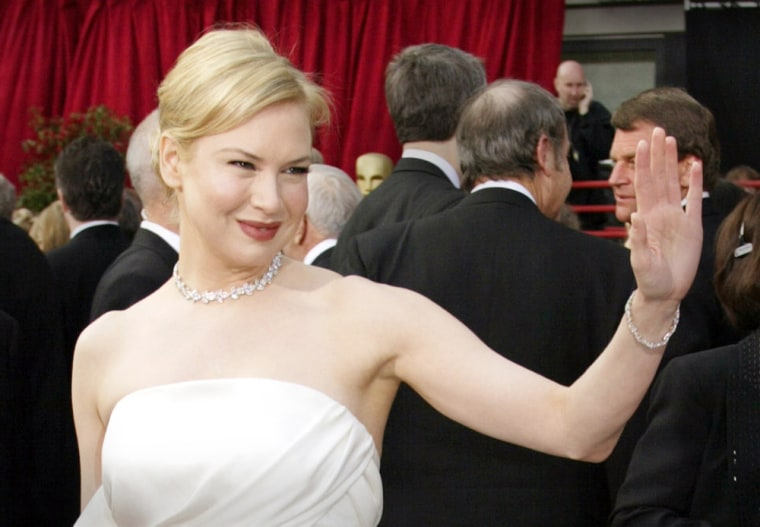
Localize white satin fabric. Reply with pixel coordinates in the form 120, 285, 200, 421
75, 378, 382, 526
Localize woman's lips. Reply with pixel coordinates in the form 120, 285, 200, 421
239, 220, 280, 241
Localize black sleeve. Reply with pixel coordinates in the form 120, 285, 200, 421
610, 355, 719, 527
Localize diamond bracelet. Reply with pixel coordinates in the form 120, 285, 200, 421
624, 290, 680, 350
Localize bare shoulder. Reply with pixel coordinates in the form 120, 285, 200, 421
320, 273, 452, 342
282, 260, 440, 335
279, 258, 405, 306
74, 286, 171, 369
321, 271, 423, 307
75, 310, 129, 364
71, 308, 134, 424
72, 287, 179, 419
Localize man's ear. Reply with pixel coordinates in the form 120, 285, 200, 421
159, 135, 182, 190
679, 155, 700, 188
535, 134, 552, 177
56, 189, 70, 214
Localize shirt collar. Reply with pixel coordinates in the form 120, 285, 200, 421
402, 148, 461, 189
681, 191, 710, 208
140, 220, 180, 253
304, 238, 337, 265
69, 220, 119, 239
470, 179, 537, 205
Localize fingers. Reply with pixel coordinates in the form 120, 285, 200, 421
684, 159, 703, 221
633, 135, 652, 212
634, 127, 681, 213
627, 211, 646, 257
664, 136, 682, 205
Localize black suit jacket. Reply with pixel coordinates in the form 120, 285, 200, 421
339, 188, 635, 526
611, 330, 760, 527
47, 223, 129, 366
331, 157, 464, 271
0, 218, 78, 525
606, 194, 745, 497
0, 308, 18, 523
90, 227, 178, 320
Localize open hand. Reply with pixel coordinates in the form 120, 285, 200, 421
628, 127, 703, 304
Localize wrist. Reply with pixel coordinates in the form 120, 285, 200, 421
625, 290, 680, 351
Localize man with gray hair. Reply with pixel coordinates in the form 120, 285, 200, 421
90, 109, 180, 320
283, 164, 362, 269
338, 79, 636, 526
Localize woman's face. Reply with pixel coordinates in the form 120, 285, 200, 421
173, 102, 313, 266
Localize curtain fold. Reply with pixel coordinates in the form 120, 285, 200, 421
0, 0, 82, 187
0, 0, 564, 189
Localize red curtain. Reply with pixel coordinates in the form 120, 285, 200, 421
0, 0, 564, 189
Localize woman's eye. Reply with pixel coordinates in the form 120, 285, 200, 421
285, 166, 309, 175
230, 160, 254, 170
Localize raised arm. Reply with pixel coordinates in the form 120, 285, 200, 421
389, 126, 702, 461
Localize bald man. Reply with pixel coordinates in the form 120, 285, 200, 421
554, 60, 614, 230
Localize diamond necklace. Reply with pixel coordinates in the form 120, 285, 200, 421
172, 252, 283, 304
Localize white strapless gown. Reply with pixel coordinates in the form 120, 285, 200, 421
75, 378, 382, 526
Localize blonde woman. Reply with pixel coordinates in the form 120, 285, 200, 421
73, 27, 702, 525
29, 200, 69, 252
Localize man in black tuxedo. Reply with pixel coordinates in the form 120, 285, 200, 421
606, 87, 746, 496
91, 110, 179, 320
47, 135, 130, 369
0, 217, 79, 525
330, 43, 486, 269
337, 80, 636, 526
283, 164, 362, 269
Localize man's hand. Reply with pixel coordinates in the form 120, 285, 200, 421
579, 82, 593, 115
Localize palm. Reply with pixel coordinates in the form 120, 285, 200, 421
628, 127, 703, 303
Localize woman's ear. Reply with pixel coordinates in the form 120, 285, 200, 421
159, 134, 182, 190
294, 215, 307, 245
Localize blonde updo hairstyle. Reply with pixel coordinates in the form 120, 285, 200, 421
155, 26, 330, 183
